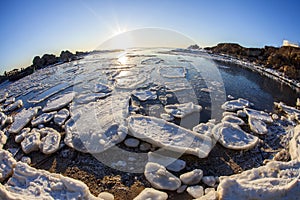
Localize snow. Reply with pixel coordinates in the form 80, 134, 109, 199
42, 92, 75, 112
217, 160, 300, 200
133, 188, 168, 200
180, 169, 203, 185
127, 115, 213, 158
248, 117, 268, 135
0, 162, 102, 200
0, 150, 16, 182
144, 162, 181, 191
212, 122, 259, 150
9, 107, 40, 134
164, 102, 202, 118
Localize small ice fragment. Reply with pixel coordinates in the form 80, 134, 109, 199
42, 92, 75, 112
133, 188, 168, 200
164, 102, 202, 118
186, 185, 204, 198
54, 108, 69, 126
180, 169, 203, 185
31, 112, 56, 126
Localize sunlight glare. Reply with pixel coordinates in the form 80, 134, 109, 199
117, 54, 128, 65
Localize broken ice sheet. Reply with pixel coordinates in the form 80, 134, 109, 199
64, 92, 129, 153
221, 98, 251, 111
0, 162, 101, 200
127, 115, 213, 158
54, 108, 69, 126
164, 102, 202, 118
212, 122, 259, 150
132, 90, 157, 101
159, 66, 186, 78
42, 92, 75, 112
74, 93, 110, 104
31, 111, 56, 126
244, 108, 273, 123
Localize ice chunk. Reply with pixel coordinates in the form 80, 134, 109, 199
212, 122, 259, 150
195, 191, 218, 200
160, 113, 174, 121
93, 83, 112, 93
221, 115, 245, 125
248, 117, 268, 135
28, 82, 71, 103
39, 128, 61, 154
3, 97, 15, 107
74, 93, 110, 104
164, 102, 202, 118
144, 162, 181, 191
290, 125, 300, 161
134, 188, 168, 200
244, 108, 273, 123
159, 66, 186, 78
0, 130, 7, 149
0, 162, 102, 200
217, 160, 300, 200
64, 92, 129, 153
192, 121, 215, 137
20, 156, 31, 165
115, 69, 152, 89
275, 102, 300, 120
221, 98, 250, 111
132, 90, 157, 101
15, 128, 30, 143
127, 115, 213, 158
177, 185, 187, 193
21, 131, 41, 154
9, 107, 40, 134
0, 92, 8, 103
0, 150, 16, 182
4, 100, 23, 112
98, 192, 114, 200
42, 92, 75, 112
124, 138, 140, 148
180, 169, 203, 185
31, 111, 56, 126
148, 151, 186, 172
54, 108, 69, 126
0, 112, 7, 127
186, 185, 204, 198
202, 176, 217, 187
141, 57, 164, 65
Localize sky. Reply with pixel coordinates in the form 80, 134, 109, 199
0, 0, 299, 74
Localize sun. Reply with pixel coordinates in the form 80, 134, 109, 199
112, 27, 127, 36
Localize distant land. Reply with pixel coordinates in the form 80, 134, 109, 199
1, 43, 299, 84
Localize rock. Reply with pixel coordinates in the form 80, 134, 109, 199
0, 150, 16, 182
0, 161, 102, 200
124, 138, 140, 148
64, 92, 129, 153
180, 169, 203, 185
217, 160, 300, 200
221, 115, 245, 125
202, 176, 217, 187
31, 111, 56, 126
59, 50, 75, 62
98, 192, 114, 200
20, 156, 31, 165
39, 128, 61, 154
54, 108, 69, 126
9, 107, 40, 134
42, 92, 75, 112
4, 100, 23, 112
128, 115, 213, 158
139, 142, 151, 151
0, 131, 7, 149
221, 98, 250, 111
164, 102, 202, 118
132, 90, 157, 101
244, 108, 273, 123
212, 122, 259, 150
177, 185, 187, 193
133, 188, 168, 200
144, 162, 181, 191
21, 131, 41, 154
248, 117, 268, 135
148, 151, 186, 172
186, 185, 204, 198
160, 113, 174, 121
289, 125, 300, 161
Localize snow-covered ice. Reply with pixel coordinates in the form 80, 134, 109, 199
4, 100, 23, 112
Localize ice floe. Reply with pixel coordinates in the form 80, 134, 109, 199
9, 107, 40, 134
180, 169, 203, 185
42, 92, 75, 112
244, 108, 273, 123
54, 108, 69, 126
148, 151, 186, 172
248, 117, 268, 135
221, 98, 250, 111
21, 131, 41, 154
39, 128, 61, 154
31, 111, 56, 126
0, 150, 16, 182
144, 162, 181, 191
132, 90, 157, 101
217, 160, 300, 200
164, 102, 202, 118
128, 115, 213, 158
0, 162, 102, 200
64, 92, 129, 153
133, 188, 168, 200
159, 66, 186, 78
212, 122, 259, 150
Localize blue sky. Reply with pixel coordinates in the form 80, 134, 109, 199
0, 0, 299, 73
